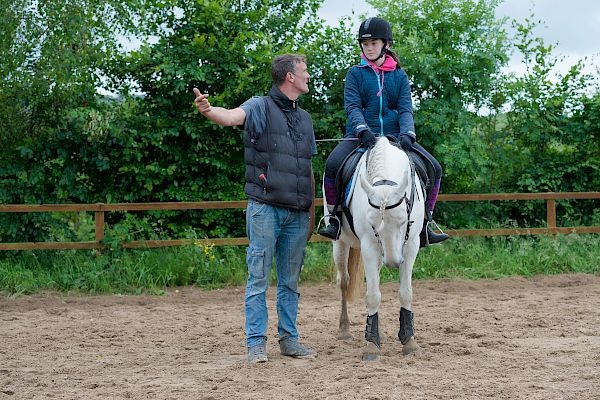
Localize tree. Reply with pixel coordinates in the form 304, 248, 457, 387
0, 0, 162, 241
368, 0, 510, 193
502, 16, 597, 193
86, 0, 354, 237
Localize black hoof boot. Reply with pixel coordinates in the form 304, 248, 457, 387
365, 312, 380, 348
398, 307, 414, 345
319, 212, 342, 240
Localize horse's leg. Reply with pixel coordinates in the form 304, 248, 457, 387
398, 243, 421, 355
362, 247, 382, 361
333, 241, 353, 340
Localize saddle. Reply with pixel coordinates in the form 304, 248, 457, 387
335, 140, 434, 236
404, 147, 434, 196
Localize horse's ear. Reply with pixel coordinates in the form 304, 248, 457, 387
402, 167, 411, 185
393, 186, 408, 210
359, 171, 374, 199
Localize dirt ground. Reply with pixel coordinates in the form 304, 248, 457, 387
1, 272, 599, 400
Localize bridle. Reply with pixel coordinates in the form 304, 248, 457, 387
365, 149, 419, 244
367, 180, 409, 210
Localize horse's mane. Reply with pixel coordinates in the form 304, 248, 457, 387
366, 138, 390, 216
366, 137, 387, 181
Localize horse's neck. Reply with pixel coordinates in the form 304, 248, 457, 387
367, 142, 408, 184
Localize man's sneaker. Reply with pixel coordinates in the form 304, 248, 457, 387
279, 339, 316, 358
247, 343, 268, 363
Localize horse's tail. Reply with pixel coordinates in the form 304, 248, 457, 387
346, 247, 364, 303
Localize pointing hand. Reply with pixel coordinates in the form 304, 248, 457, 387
193, 87, 212, 114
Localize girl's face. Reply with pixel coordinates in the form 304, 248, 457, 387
360, 39, 387, 60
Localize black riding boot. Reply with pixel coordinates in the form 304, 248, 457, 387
427, 225, 449, 244
419, 213, 449, 248
319, 211, 342, 240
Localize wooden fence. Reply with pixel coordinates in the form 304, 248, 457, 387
1, 192, 599, 251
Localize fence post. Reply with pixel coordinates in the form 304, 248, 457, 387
546, 199, 557, 234
95, 210, 105, 244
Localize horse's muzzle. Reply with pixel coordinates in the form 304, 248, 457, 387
384, 256, 404, 269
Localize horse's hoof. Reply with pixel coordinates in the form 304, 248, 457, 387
402, 338, 421, 355
362, 342, 380, 361
337, 331, 353, 341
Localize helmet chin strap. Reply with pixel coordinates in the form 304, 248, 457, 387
361, 44, 389, 63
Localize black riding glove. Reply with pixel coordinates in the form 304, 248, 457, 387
357, 129, 376, 148
398, 135, 414, 151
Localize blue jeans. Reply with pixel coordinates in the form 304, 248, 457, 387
244, 199, 310, 348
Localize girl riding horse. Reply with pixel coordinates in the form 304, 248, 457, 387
319, 17, 448, 247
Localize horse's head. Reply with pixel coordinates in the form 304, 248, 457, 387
359, 153, 412, 269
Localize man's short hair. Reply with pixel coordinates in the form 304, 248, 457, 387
271, 54, 306, 85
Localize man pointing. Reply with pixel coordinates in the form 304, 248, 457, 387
193, 54, 317, 363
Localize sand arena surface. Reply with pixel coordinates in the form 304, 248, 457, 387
1, 273, 599, 399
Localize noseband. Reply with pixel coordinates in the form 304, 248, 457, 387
367, 180, 410, 210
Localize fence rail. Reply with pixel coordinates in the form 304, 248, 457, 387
1, 192, 599, 250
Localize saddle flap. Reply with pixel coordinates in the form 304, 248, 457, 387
336, 148, 366, 198
407, 150, 434, 192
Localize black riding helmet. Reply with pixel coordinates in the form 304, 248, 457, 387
358, 17, 393, 42
358, 17, 393, 61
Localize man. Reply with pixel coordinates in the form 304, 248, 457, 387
193, 54, 317, 363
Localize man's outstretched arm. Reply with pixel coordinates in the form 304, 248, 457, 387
193, 88, 246, 127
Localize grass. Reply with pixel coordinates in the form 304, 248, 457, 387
1, 235, 599, 297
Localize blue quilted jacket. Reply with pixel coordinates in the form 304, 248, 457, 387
344, 59, 416, 141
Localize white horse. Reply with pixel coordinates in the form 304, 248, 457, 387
325, 136, 424, 360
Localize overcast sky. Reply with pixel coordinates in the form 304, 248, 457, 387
317, 0, 600, 76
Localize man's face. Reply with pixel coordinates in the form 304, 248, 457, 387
290, 62, 310, 94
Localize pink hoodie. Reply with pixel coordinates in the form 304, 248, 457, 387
359, 53, 397, 97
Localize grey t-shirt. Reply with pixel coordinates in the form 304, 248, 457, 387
240, 96, 317, 155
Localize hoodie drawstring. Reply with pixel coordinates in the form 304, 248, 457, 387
377, 71, 385, 97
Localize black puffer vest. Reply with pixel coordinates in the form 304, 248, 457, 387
244, 85, 314, 211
